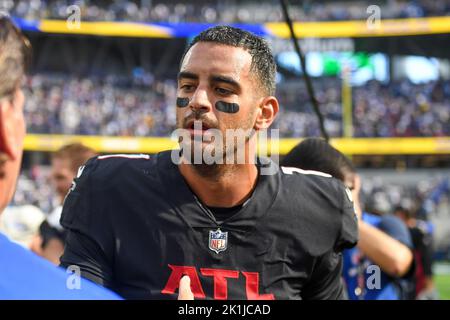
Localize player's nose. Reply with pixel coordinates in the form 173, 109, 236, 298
189, 87, 212, 113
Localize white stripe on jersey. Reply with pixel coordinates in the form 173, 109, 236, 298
98, 154, 150, 160
281, 166, 332, 178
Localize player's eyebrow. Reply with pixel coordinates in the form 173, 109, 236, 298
177, 71, 198, 81
210, 75, 241, 93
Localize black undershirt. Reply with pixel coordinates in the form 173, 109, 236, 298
207, 204, 244, 223
191, 166, 260, 223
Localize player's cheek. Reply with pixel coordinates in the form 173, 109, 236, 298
175, 108, 187, 126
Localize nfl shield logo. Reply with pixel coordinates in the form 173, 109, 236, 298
209, 229, 228, 254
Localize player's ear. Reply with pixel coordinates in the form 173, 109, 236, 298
254, 96, 279, 131
0, 90, 25, 160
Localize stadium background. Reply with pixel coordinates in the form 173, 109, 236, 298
1, 0, 449, 299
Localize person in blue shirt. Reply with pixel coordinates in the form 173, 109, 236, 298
0, 231, 122, 299
342, 211, 415, 299
0, 16, 120, 300
282, 138, 415, 300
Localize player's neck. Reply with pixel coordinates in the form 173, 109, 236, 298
178, 162, 258, 208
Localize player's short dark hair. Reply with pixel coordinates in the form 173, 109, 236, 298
181, 25, 277, 96
0, 16, 31, 100
281, 138, 355, 182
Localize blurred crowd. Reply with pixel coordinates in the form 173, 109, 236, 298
23, 74, 450, 138
353, 80, 450, 137
12, 167, 55, 215
4, 0, 450, 23
360, 175, 449, 220
275, 78, 450, 138
24, 73, 177, 137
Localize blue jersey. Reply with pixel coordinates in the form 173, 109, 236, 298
342, 213, 413, 300
0, 232, 121, 299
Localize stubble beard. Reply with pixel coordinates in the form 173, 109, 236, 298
177, 114, 256, 181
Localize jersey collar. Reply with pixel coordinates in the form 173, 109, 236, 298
157, 150, 280, 232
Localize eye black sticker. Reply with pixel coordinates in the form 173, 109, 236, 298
176, 97, 190, 108
215, 101, 239, 113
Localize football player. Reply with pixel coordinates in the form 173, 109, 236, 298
60, 26, 358, 299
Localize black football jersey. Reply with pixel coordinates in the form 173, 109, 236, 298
60, 150, 358, 300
